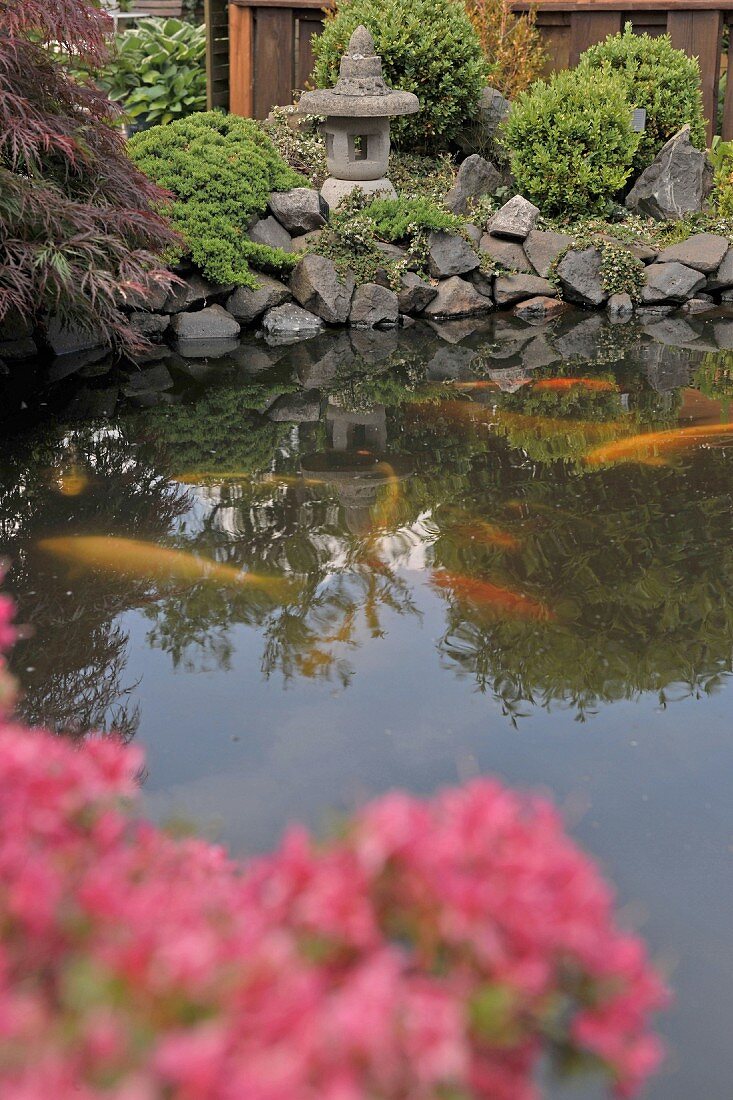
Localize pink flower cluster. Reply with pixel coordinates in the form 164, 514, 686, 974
0, 596, 667, 1099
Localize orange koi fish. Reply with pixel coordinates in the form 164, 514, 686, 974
584, 422, 733, 466
55, 464, 90, 497
532, 378, 618, 393
38, 536, 292, 597
448, 380, 500, 391
450, 521, 520, 551
367, 462, 403, 531
432, 570, 552, 621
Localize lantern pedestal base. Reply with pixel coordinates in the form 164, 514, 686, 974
321, 177, 397, 208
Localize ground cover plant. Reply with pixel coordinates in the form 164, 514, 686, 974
500, 68, 640, 217
128, 111, 305, 288
312, 0, 488, 150
0, 0, 179, 352
0, 587, 667, 1100
577, 26, 706, 175
313, 191, 467, 283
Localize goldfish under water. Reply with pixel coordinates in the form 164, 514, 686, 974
370, 462, 403, 530
584, 422, 733, 466
449, 521, 520, 551
51, 464, 90, 497
432, 570, 552, 621
532, 378, 618, 393
38, 536, 292, 597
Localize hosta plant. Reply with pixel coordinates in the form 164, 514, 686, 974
0, 586, 667, 1100
0, 0, 179, 352
101, 18, 207, 127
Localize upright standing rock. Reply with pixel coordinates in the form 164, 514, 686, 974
444, 155, 502, 215
289, 254, 355, 323
625, 126, 712, 221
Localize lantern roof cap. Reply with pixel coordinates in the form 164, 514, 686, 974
298, 25, 419, 118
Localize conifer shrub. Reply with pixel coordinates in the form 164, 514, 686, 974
128, 112, 306, 288
311, 0, 488, 151
501, 69, 639, 218
577, 25, 706, 175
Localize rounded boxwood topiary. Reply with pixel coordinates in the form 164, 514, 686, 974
311, 0, 489, 151
500, 68, 639, 218
128, 111, 305, 288
577, 25, 706, 174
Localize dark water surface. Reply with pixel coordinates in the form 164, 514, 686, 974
2, 311, 733, 1098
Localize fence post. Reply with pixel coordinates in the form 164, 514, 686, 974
229, 3, 254, 115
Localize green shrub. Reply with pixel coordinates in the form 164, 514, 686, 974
500, 68, 639, 217
366, 196, 464, 239
577, 25, 706, 174
311, 0, 488, 150
128, 112, 305, 288
100, 18, 207, 127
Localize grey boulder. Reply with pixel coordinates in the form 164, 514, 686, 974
128, 312, 170, 340
422, 276, 493, 319
707, 246, 733, 292
444, 154, 502, 215
397, 272, 438, 315
487, 195, 539, 241
523, 229, 574, 278
45, 317, 105, 356
555, 247, 607, 307
349, 283, 399, 327
268, 390, 322, 423
164, 273, 231, 313
657, 232, 728, 273
267, 188, 328, 235
249, 215, 293, 252
513, 296, 568, 324
625, 125, 713, 221
290, 254, 354, 323
479, 234, 533, 274
170, 305, 240, 340
427, 231, 479, 278
261, 302, 325, 341
226, 275, 291, 324
640, 262, 706, 304
493, 274, 556, 307
607, 292, 634, 322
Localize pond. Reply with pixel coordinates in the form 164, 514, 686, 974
1, 309, 732, 1099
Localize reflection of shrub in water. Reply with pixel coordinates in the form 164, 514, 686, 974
0, 424, 189, 739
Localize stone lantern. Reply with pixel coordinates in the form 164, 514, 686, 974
298, 26, 419, 207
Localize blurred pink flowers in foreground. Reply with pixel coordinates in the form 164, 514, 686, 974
0, 588, 667, 1099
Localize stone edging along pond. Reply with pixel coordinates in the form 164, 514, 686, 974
4, 187, 733, 368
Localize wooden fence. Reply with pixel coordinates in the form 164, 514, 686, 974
207, 0, 733, 142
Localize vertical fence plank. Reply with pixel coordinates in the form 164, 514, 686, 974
568, 11, 623, 66
229, 4, 253, 115
668, 9, 723, 142
253, 8, 295, 117
205, 0, 230, 109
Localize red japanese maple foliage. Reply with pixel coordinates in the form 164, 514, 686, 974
0, 0, 181, 352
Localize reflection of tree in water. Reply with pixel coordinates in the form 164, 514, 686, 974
399, 399, 733, 720
131, 368, 428, 686
0, 424, 189, 738
4, 325, 733, 726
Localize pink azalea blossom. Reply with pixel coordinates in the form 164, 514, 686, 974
0, 593, 668, 1098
